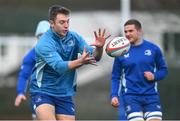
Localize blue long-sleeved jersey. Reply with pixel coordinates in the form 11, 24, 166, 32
17, 48, 35, 95
30, 28, 94, 97
111, 40, 168, 97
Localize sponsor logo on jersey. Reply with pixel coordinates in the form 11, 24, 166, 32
124, 53, 129, 58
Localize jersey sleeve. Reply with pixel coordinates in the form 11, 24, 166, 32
111, 57, 122, 98
35, 37, 69, 75
16, 48, 35, 95
154, 47, 168, 81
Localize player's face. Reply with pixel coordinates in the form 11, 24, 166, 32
124, 24, 142, 44
50, 13, 69, 37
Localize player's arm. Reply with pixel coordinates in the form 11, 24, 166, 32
36, 29, 110, 73
36, 38, 96, 74
111, 57, 122, 107
68, 47, 96, 69
144, 47, 168, 81
153, 47, 168, 80
15, 49, 35, 107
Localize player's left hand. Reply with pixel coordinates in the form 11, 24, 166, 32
14, 94, 27, 107
91, 28, 111, 48
144, 71, 155, 81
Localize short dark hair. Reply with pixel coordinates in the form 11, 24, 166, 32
124, 19, 142, 30
48, 5, 70, 21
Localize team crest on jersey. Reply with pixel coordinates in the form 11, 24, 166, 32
144, 49, 152, 56
67, 39, 75, 46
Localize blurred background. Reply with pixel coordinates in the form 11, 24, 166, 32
0, 0, 180, 120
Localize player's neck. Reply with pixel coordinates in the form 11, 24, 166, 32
132, 39, 143, 46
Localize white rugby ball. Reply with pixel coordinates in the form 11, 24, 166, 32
105, 36, 130, 57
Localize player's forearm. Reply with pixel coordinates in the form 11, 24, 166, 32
17, 76, 28, 95
68, 58, 83, 69
154, 68, 168, 81
93, 47, 103, 61
111, 78, 120, 98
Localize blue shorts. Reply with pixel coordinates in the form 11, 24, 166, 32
29, 101, 36, 119
118, 94, 127, 120
123, 94, 162, 121
30, 93, 75, 115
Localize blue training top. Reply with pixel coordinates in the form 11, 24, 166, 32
17, 48, 35, 95
111, 40, 168, 97
30, 28, 94, 97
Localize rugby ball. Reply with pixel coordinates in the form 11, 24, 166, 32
106, 36, 130, 57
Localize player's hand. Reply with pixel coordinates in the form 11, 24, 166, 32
91, 28, 111, 48
111, 97, 119, 108
80, 47, 96, 65
14, 94, 27, 107
144, 71, 155, 81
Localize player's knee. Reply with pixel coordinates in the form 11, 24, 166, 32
127, 112, 144, 121
56, 114, 75, 121
144, 111, 162, 121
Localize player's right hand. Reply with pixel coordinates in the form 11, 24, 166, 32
80, 47, 96, 65
144, 71, 155, 81
14, 94, 27, 107
111, 97, 119, 108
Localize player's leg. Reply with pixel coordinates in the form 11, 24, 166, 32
36, 104, 56, 120
55, 96, 75, 121
30, 93, 56, 120
148, 119, 161, 121
144, 111, 162, 121
56, 114, 75, 121
144, 95, 162, 121
123, 95, 144, 121
32, 114, 37, 120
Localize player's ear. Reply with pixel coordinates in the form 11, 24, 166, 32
137, 28, 143, 34
49, 20, 54, 27
140, 29, 143, 35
